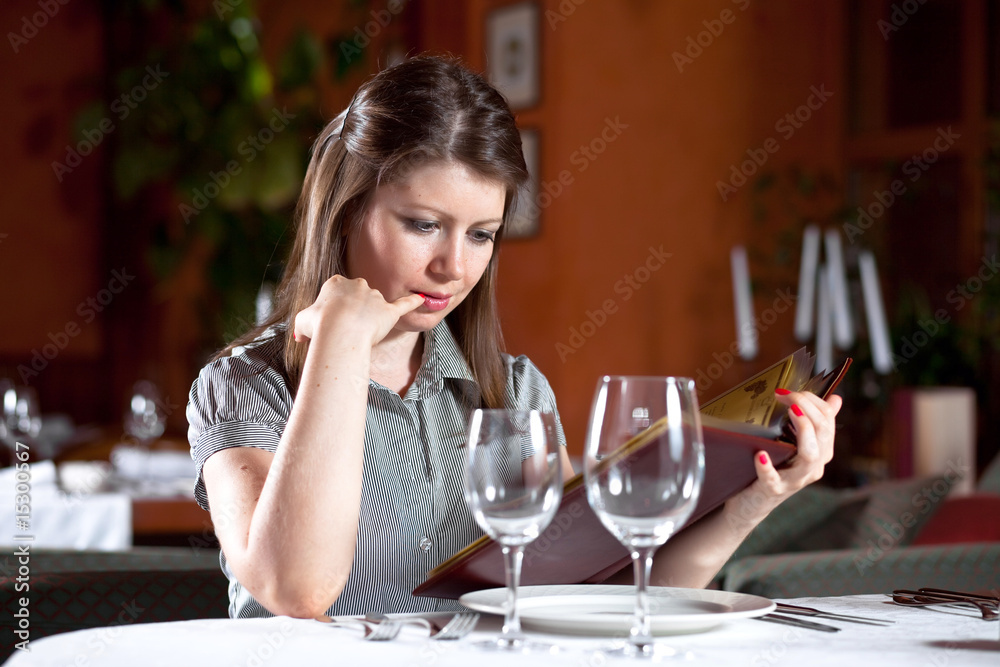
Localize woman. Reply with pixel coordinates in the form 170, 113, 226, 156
187, 55, 841, 620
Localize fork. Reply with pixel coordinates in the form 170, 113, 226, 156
318, 616, 404, 640
890, 590, 999, 621
365, 612, 480, 640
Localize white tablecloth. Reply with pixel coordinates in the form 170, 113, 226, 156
4, 595, 998, 666
0, 461, 131, 550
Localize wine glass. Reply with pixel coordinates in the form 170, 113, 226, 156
1, 383, 40, 460
584, 376, 705, 659
13, 386, 42, 441
463, 409, 563, 653
120, 381, 166, 483
0, 378, 14, 450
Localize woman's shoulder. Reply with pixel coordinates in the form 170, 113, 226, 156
193, 326, 290, 397
501, 352, 557, 406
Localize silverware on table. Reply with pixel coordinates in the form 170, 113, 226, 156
317, 616, 404, 641
365, 612, 480, 640
755, 613, 841, 633
775, 602, 895, 626
890, 589, 999, 621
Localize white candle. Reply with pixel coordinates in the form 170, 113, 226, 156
794, 225, 821, 342
730, 246, 758, 360
815, 263, 833, 374
823, 228, 854, 348
859, 250, 893, 374
255, 282, 274, 326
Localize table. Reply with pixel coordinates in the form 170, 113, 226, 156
132, 496, 211, 540
4, 595, 997, 666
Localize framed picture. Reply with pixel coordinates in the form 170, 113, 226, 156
486, 2, 540, 110
506, 128, 540, 239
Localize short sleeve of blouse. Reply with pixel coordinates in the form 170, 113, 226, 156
504, 354, 568, 450
186, 334, 293, 511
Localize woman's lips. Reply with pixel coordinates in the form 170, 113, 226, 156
416, 292, 451, 311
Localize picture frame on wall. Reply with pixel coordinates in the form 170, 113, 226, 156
506, 128, 540, 239
486, 1, 540, 110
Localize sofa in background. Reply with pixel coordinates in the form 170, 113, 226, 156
715, 452, 1000, 598
0, 547, 226, 661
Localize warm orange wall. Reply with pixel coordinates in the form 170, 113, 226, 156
444, 0, 846, 452
0, 2, 104, 358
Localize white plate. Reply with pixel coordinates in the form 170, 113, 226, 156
459, 584, 774, 636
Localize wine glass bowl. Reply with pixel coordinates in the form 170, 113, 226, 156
584, 376, 705, 659
123, 381, 166, 444
463, 409, 563, 652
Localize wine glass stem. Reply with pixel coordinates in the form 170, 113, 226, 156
631, 545, 656, 645
501, 544, 525, 639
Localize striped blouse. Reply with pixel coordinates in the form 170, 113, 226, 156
186, 320, 566, 618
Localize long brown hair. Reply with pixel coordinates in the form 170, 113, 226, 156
220, 55, 528, 408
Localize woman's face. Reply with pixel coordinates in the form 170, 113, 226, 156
345, 160, 506, 334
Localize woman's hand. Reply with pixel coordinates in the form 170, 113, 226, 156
292, 275, 424, 347
730, 389, 843, 523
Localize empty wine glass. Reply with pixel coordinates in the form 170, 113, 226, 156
121, 381, 166, 482
124, 381, 166, 444
1, 383, 40, 458
584, 376, 705, 659
0, 378, 14, 449
464, 409, 563, 653
13, 387, 42, 441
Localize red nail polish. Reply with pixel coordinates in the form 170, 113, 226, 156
759, 453, 768, 465
775, 388, 791, 395
792, 404, 804, 417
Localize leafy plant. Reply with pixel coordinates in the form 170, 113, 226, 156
92, 0, 327, 352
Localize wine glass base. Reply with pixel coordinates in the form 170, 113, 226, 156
471, 635, 562, 654
596, 640, 695, 661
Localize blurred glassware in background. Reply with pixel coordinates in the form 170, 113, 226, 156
0, 378, 13, 444
14, 386, 42, 442
112, 380, 198, 496
123, 380, 167, 446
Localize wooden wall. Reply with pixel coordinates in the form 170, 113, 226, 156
444, 0, 845, 451
0, 0, 846, 456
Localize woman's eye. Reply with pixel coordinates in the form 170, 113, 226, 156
470, 230, 496, 244
410, 219, 437, 233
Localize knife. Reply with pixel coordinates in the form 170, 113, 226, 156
755, 613, 841, 633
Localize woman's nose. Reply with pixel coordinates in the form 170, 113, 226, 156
430, 236, 464, 281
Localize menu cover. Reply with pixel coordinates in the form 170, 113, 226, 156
412, 352, 852, 600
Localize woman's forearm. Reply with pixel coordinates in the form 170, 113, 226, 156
238, 328, 373, 615
647, 486, 781, 589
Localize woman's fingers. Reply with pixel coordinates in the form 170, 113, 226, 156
392, 292, 427, 316
753, 389, 843, 499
